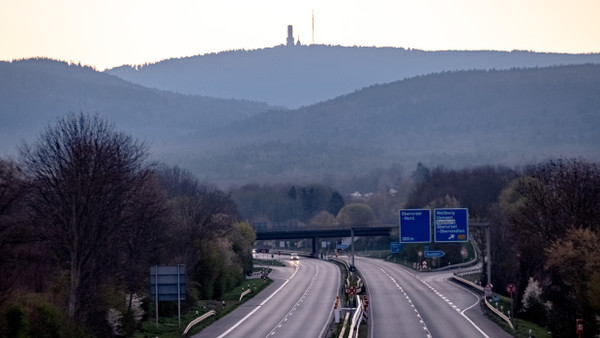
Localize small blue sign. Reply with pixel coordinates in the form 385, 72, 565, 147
391, 242, 403, 253
399, 209, 431, 243
434, 208, 469, 242
336, 244, 349, 250
424, 250, 445, 258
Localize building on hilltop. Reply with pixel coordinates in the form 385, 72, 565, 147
286, 25, 295, 46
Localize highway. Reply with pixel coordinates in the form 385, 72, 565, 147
193, 257, 340, 338
354, 256, 512, 338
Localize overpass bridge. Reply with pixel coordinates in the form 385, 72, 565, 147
255, 226, 395, 256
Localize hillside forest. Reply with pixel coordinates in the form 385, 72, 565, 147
1, 113, 599, 337
2, 59, 600, 189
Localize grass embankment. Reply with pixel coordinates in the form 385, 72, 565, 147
135, 261, 279, 338
455, 273, 551, 338
480, 298, 550, 338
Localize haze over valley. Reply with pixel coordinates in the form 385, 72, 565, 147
2, 1, 600, 335
2, 48, 600, 190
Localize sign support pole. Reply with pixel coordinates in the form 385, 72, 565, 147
471, 222, 491, 285
351, 228, 355, 270
155, 265, 158, 328
151, 265, 186, 330
486, 225, 491, 285
177, 264, 181, 328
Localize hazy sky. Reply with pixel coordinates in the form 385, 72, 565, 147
1, 0, 599, 70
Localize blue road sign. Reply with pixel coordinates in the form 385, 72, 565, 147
150, 265, 186, 301
391, 242, 403, 253
399, 209, 431, 243
336, 244, 349, 250
424, 250, 446, 258
434, 208, 469, 242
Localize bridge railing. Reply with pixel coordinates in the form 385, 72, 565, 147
252, 223, 396, 232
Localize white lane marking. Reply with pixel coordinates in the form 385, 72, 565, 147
379, 267, 432, 337
216, 265, 300, 338
417, 277, 461, 312
375, 260, 490, 338
266, 264, 321, 337
457, 283, 490, 338
420, 274, 490, 338
318, 261, 341, 338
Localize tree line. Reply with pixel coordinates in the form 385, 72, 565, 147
405, 161, 600, 336
0, 113, 254, 336
2, 112, 599, 337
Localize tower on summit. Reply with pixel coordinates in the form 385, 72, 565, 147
286, 25, 294, 46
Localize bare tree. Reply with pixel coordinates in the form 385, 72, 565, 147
0, 158, 30, 303
118, 173, 167, 310
502, 159, 600, 335
19, 113, 155, 320
156, 165, 248, 299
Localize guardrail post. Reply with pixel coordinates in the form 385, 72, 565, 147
334, 296, 340, 323
351, 228, 355, 271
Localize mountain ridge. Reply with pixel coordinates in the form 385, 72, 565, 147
106, 45, 600, 108
178, 64, 600, 185
0, 58, 276, 155
1, 58, 599, 188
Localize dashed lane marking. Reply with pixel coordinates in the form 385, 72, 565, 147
380, 268, 432, 338
266, 265, 320, 337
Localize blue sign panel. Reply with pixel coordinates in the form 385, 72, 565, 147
434, 208, 469, 242
150, 265, 186, 301
390, 242, 403, 253
399, 209, 431, 243
424, 250, 446, 258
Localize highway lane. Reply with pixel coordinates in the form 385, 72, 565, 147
419, 270, 513, 338
354, 257, 431, 337
354, 256, 512, 338
193, 257, 340, 338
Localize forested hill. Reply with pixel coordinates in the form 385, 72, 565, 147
2, 60, 599, 187
106, 45, 600, 108
0, 58, 275, 155
181, 64, 600, 185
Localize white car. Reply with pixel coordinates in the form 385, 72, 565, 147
290, 253, 299, 260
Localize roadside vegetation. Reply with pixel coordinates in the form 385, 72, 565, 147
1, 112, 598, 336
137, 275, 272, 338
0, 113, 255, 337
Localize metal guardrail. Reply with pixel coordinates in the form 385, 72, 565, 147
239, 288, 252, 302
338, 313, 351, 338
334, 258, 363, 294
349, 296, 364, 338
454, 267, 484, 277
182, 310, 216, 335
452, 274, 484, 292
484, 295, 514, 330
332, 257, 366, 338
452, 274, 514, 330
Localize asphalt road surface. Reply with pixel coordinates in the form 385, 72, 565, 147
193, 257, 340, 338
354, 256, 512, 338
